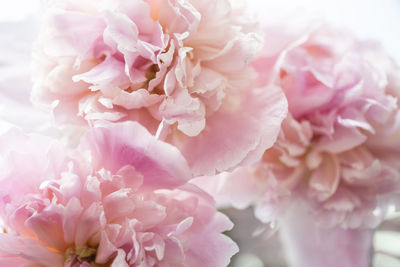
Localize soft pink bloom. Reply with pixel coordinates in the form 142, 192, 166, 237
31, 0, 287, 175
195, 26, 400, 228
0, 122, 238, 267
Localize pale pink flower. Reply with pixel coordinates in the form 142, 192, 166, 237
31, 0, 287, 175
195, 26, 400, 229
0, 122, 238, 267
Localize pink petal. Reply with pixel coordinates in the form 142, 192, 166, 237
62, 198, 84, 244
110, 249, 129, 267
112, 89, 162, 109
102, 189, 135, 221
116, 165, 144, 192
95, 230, 117, 264
158, 89, 206, 136
25, 204, 66, 251
0, 251, 33, 267
185, 212, 238, 267
0, 234, 63, 267
181, 84, 287, 175
308, 154, 340, 202
83, 122, 191, 189
72, 56, 129, 89
192, 167, 261, 210
131, 199, 166, 229
74, 202, 103, 247
315, 125, 367, 154
203, 32, 262, 74
44, 10, 105, 58
0, 129, 68, 213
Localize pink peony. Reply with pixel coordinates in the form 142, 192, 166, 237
195, 26, 400, 229
0, 122, 238, 267
31, 0, 287, 175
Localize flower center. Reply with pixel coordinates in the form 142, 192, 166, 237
65, 246, 100, 267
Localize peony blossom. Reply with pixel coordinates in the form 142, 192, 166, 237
31, 0, 287, 175
195, 26, 400, 229
0, 122, 238, 267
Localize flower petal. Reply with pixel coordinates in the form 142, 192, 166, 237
84, 121, 191, 188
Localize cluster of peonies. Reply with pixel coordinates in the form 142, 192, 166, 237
1, 0, 400, 266
195, 26, 400, 229
31, 0, 287, 176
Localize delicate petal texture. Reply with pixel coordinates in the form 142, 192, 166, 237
0, 124, 237, 266
197, 26, 400, 229
31, 0, 287, 175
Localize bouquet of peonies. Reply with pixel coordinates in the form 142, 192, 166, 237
0, 0, 399, 266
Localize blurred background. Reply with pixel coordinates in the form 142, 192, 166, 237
0, 0, 399, 266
